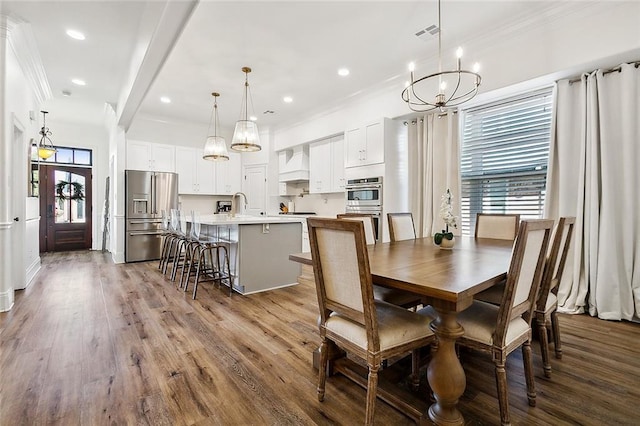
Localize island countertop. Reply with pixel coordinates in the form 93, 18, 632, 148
198, 214, 306, 225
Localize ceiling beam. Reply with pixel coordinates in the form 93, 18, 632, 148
117, 0, 198, 131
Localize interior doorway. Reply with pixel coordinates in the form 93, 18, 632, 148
39, 165, 92, 252
243, 164, 267, 216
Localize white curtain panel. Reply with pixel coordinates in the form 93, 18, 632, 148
545, 63, 640, 321
407, 112, 460, 238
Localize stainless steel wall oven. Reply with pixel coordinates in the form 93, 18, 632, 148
345, 177, 383, 242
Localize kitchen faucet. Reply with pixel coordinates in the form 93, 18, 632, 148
230, 192, 248, 217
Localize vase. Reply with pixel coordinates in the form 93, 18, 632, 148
439, 236, 455, 250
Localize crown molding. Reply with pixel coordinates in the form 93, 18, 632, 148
1, 14, 52, 104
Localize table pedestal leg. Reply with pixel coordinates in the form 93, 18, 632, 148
427, 309, 466, 426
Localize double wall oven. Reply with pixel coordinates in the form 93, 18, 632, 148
345, 177, 383, 242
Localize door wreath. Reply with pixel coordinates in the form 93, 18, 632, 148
56, 180, 85, 201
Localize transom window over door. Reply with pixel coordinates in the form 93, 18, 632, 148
460, 88, 553, 236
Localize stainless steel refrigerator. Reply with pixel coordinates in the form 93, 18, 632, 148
125, 170, 178, 262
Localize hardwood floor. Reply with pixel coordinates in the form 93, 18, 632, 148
1, 251, 638, 425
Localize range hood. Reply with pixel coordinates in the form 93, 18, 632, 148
278, 145, 309, 182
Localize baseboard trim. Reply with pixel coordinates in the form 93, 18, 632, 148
25, 257, 41, 288
0, 287, 15, 312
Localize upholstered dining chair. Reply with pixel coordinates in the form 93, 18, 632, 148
535, 216, 575, 377
475, 216, 576, 378
387, 212, 416, 242
419, 219, 554, 426
475, 213, 520, 241
337, 213, 422, 309
306, 217, 435, 426
336, 213, 377, 244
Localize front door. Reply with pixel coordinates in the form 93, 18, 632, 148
39, 165, 92, 252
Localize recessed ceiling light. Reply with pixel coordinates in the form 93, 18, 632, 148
66, 29, 85, 40
249, 116, 257, 121
160, 96, 171, 104
62, 90, 71, 97
338, 68, 350, 76
283, 96, 293, 103
71, 78, 86, 86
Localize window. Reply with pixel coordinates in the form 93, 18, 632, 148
32, 145, 93, 166
460, 88, 553, 235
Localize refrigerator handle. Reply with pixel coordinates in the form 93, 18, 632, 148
151, 174, 157, 215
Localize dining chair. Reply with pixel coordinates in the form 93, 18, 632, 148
475, 216, 576, 378
306, 217, 435, 426
387, 212, 416, 242
535, 216, 575, 377
419, 219, 554, 426
336, 213, 376, 244
474, 213, 520, 241
337, 213, 422, 309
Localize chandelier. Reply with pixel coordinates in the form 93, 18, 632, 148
401, 0, 481, 112
203, 92, 229, 161
37, 110, 57, 160
230, 67, 261, 152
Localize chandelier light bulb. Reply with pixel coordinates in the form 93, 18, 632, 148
473, 62, 481, 73
440, 81, 447, 92
456, 47, 463, 58
408, 62, 416, 72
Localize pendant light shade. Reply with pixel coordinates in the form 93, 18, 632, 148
37, 110, 57, 160
203, 92, 229, 161
231, 67, 261, 152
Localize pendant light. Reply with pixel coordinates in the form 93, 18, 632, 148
401, 0, 481, 112
37, 110, 57, 160
203, 92, 229, 161
230, 66, 261, 152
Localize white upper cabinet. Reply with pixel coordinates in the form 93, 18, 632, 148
330, 135, 345, 191
309, 139, 331, 193
127, 140, 176, 172
175, 147, 215, 195
309, 134, 345, 194
344, 118, 387, 168
216, 152, 242, 195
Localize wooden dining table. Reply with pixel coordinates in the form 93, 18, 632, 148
289, 236, 514, 426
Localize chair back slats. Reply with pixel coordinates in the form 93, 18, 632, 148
475, 213, 520, 241
387, 213, 416, 242
307, 218, 377, 333
494, 219, 553, 345
337, 214, 376, 245
537, 217, 576, 312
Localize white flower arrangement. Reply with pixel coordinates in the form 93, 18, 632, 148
439, 189, 457, 232
434, 189, 457, 245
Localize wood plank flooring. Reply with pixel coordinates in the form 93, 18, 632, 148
1, 251, 639, 425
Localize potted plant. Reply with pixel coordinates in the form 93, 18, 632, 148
434, 189, 457, 249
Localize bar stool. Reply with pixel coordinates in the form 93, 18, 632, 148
169, 211, 190, 282
179, 212, 233, 299
160, 209, 181, 275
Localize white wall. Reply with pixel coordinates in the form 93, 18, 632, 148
2, 30, 40, 308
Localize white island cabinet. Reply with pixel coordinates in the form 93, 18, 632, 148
199, 215, 304, 294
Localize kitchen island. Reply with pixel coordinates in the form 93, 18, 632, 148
199, 214, 304, 294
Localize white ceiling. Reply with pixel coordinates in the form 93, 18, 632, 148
2, 1, 593, 135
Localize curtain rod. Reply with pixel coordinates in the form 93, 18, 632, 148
567, 60, 640, 84
403, 110, 457, 125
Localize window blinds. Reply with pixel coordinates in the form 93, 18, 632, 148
460, 88, 553, 235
